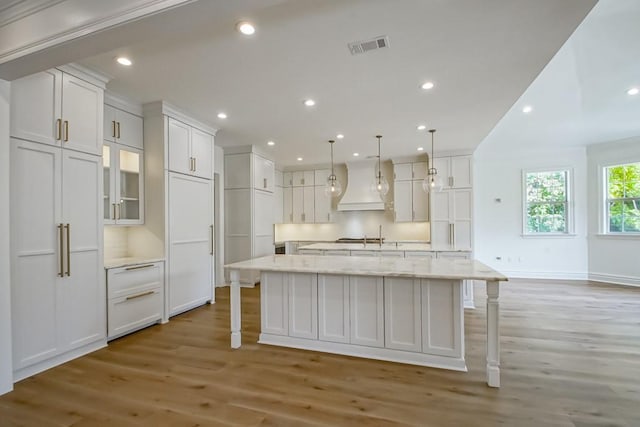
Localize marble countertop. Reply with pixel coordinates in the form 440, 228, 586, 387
225, 255, 507, 281
298, 243, 470, 252
104, 257, 165, 269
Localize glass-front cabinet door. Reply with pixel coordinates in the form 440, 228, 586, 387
104, 143, 144, 225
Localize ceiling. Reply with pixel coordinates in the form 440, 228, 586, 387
79, 0, 597, 167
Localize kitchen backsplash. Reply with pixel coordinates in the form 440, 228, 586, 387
104, 226, 129, 259
274, 210, 429, 242
104, 226, 163, 260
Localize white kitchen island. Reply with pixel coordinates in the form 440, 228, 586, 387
225, 254, 508, 387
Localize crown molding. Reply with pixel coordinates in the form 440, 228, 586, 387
143, 100, 217, 136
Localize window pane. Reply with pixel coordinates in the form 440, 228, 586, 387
623, 200, 640, 232
526, 172, 566, 202
608, 201, 623, 232
623, 164, 640, 198
527, 203, 566, 233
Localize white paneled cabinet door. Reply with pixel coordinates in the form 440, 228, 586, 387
318, 275, 350, 343
412, 180, 429, 221
60, 150, 105, 350
275, 186, 284, 224
421, 279, 463, 358
191, 127, 213, 179
349, 276, 384, 348
288, 273, 318, 339
303, 186, 315, 223
430, 190, 452, 248
261, 272, 288, 336
61, 73, 103, 156
384, 278, 422, 352
292, 186, 303, 223
394, 180, 412, 222
451, 156, 472, 188
314, 186, 331, 223
168, 173, 213, 316
283, 186, 293, 223
10, 140, 61, 369
115, 109, 144, 149
10, 69, 62, 146
168, 118, 191, 175
253, 190, 274, 257
453, 189, 472, 250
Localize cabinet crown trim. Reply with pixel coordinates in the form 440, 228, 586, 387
57, 63, 110, 88
105, 91, 143, 116
143, 101, 217, 136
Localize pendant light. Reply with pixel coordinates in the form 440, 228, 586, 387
422, 129, 444, 192
372, 135, 389, 197
324, 139, 342, 197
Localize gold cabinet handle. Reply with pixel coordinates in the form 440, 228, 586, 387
112, 203, 116, 220
116, 203, 121, 220
125, 290, 155, 301
117, 121, 121, 139
58, 223, 64, 277
63, 121, 69, 142
64, 223, 70, 276
210, 225, 214, 255
193, 157, 196, 172
124, 264, 155, 271
56, 119, 62, 140
264, 178, 267, 189
112, 120, 116, 138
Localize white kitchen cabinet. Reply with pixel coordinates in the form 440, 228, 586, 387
283, 171, 293, 187
421, 279, 463, 358
283, 186, 293, 223
168, 172, 213, 316
275, 169, 284, 187
404, 251, 436, 259
349, 276, 384, 348
314, 169, 331, 186
314, 186, 332, 223
430, 188, 472, 250
107, 262, 164, 339
11, 69, 103, 156
393, 160, 429, 222
103, 143, 144, 225
292, 185, 315, 223
318, 274, 350, 343
432, 155, 472, 189
437, 252, 475, 309
274, 185, 284, 224
104, 104, 143, 149
385, 278, 422, 352
10, 138, 105, 376
253, 155, 275, 193
288, 273, 318, 339
224, 153, 251, 189
261, 272, 289, 336
168, 117, 213, 179
292, 170, 314, 186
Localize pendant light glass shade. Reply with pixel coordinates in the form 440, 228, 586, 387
372, 135, 389, 197
324, 140, 342, 197
422, 128, 443, 193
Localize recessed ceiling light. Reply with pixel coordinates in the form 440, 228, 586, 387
237, 21, 255, 35
297, 157, 303, 161
417, 125, 426, 131
217, 112, 227, 119
522, 105, 533, 113
303, 99, 316, 107
337, 134, 344, 139
628, 87, 639, 96
421, 81, 434, 90
116, 57, 132, 66
417, 147, 424, 151
353, 153, 359, 157
267, 141, 275, 146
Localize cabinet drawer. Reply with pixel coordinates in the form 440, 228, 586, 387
107, 262, 163, 299
404, 251, 436, 259
108, 288, 162, 339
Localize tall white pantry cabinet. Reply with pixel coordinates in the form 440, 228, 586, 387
9, 65, 108, 380
143, 102, 216, 317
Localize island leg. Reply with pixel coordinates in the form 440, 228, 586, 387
230, 269, 242, 348
486, 280, 500, 387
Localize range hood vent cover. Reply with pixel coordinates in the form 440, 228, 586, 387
337, 160, 385, 211
348, 35, 389, 55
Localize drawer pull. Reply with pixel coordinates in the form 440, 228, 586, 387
124, 264, 155, 271
126, 290, 155, 301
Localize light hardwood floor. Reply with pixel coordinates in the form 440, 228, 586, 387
1, 279, 639, 426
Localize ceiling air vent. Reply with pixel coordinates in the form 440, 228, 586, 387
348, 36, 389, 55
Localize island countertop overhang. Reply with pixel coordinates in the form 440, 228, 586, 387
225, 254, 508, 282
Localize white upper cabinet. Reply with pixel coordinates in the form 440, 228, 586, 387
292, 170, 314, 186
394, 163, 413, 181
314, 186, 332, 223
283, 171, 293, 187
253, 155, 275, 193
412, 162, 428, 180
393, 160, 429, 222
314, 169, 331, 186
11, 69, 103, 156
412, 180, 429, 221
430, 188, 472, 250
168, 117, 213, 179
103, 144, 144, 225
104, 104, 143, 149
275, 169, 284, 187
433, 155, 472, 189
224, 153, 251, 189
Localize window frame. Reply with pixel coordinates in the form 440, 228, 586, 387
602, 161, 640, 235
522, 168, 573, 236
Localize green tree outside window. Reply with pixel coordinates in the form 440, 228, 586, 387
524, 170, 569, 233
606, 162, 640, 233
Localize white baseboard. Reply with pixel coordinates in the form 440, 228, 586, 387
501, 270, 588, 280
588, 273, 640, 287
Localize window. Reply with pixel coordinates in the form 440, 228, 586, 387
523, 169, 570, 234
605, 162, 640, 233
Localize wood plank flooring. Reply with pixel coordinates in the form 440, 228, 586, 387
1, 279, 639, 426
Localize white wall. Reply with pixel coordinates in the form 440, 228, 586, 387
474, 145, 589, 279
0, 79, 13, 394
587, 138, 640, 286
214, 145, 225, 286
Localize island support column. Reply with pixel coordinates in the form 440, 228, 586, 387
230, 270, 242, 348
486, 280, 500, 387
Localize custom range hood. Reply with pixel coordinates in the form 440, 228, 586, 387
337, 159, 385, 211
